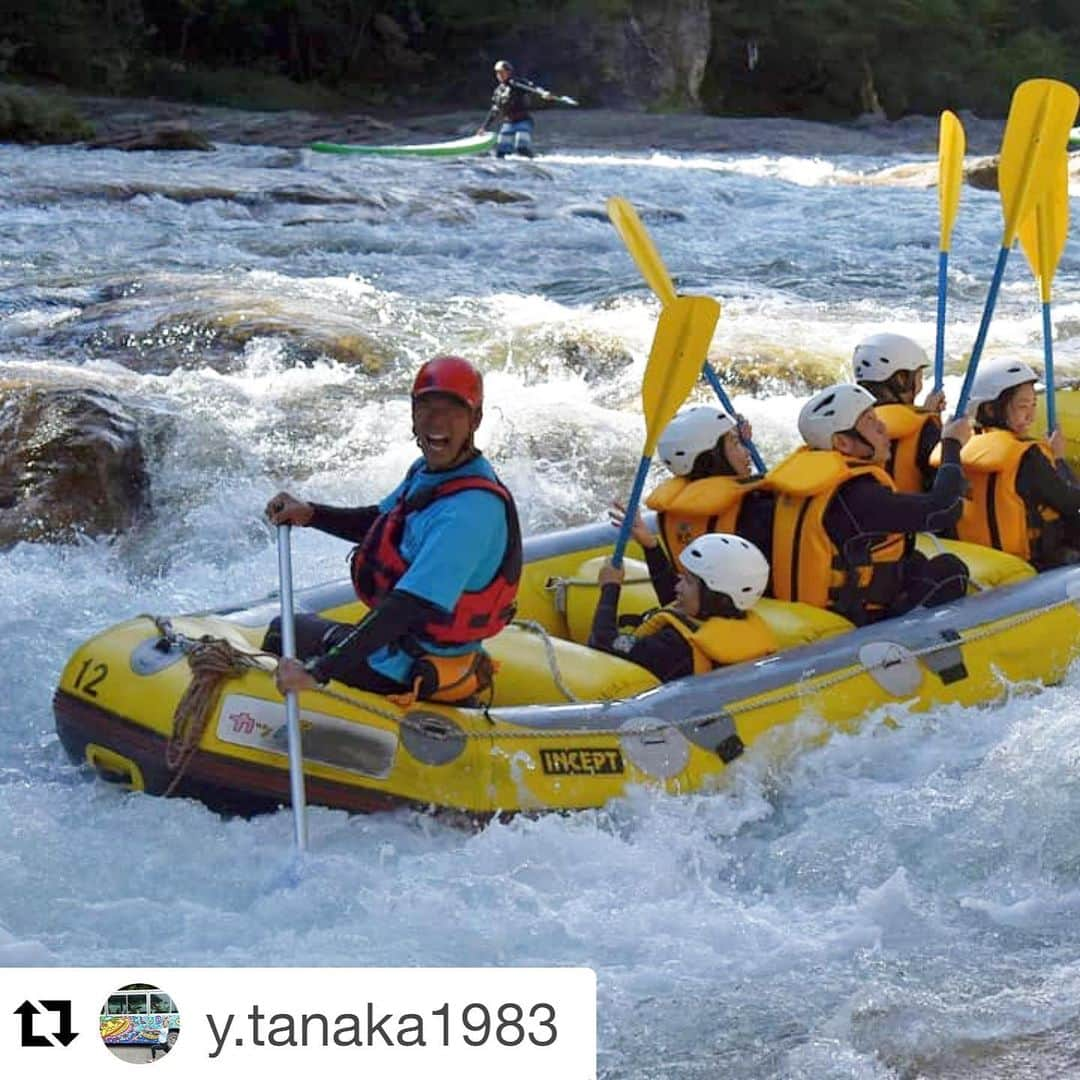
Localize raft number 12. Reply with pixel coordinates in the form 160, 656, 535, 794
72, 658, 108, 697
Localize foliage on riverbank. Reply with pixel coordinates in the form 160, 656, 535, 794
706, 0, 1079, 119
0, 85, 94, 143
3, 1, 1079, 123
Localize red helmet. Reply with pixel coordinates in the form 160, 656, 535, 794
411, 355, 483, 410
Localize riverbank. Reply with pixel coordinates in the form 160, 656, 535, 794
69, 93, 1008, 157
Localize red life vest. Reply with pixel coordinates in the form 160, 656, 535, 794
350, 470, 522, 646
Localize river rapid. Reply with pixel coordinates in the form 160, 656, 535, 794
3, 113, 1080, 1078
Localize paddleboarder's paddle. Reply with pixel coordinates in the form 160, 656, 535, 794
934, 110, 965, 393
954, 78, 1079, 418
606, 196, 767, 472
613, 295, 721, 567
1018, 154, 1070, 433
276, 524, 309, 854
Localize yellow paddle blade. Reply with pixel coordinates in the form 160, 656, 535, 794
641, 295, 721, 454
607, 196, 678, 306
997, 78, 1078, 247
938, 110, 965, 251
1018, 153, 1069, 303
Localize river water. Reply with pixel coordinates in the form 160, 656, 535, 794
2, 123, 1080, 1078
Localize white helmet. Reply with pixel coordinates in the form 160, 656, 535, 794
967, 358, 1040, 410
679, 533, 769, 612
657, 406, 737, 477
494, 60, 513, 72
798, 383, 876, 450
852, 332, 929, 382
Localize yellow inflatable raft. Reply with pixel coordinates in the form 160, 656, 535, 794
53, 522, 1080, 818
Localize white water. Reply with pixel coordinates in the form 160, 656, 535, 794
2, 131, 1080, 1078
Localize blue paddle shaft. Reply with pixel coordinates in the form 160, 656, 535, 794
934, 251, 948, 393
702, 364, 767, 473
955, 245, 1011, 418
1043, 301, 1056, 434
613, 455, 653, 568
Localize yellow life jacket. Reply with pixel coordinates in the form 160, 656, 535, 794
631, 608, 778, 675
645, 475, 761, 563
956, 428, 1058, 562
766, 447, 907, 620
876, 403, 940, 494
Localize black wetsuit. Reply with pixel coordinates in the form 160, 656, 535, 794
824, 437, 969, 623
1014, 448, 1080, 568
588, 585, 695, 682
484, 79, 545, 129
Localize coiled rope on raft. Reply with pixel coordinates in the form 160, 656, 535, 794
143, 618, 271, 796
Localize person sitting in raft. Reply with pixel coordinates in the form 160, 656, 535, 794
950, 358, 1080, 570
263, 355, 522, 705
609, 404, 774, 604
476, 59, 553, 159
852, 332, 946, 493
767, 383, 971, 626
588, 533, 776, 682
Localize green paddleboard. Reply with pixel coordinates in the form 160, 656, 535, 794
310, 133, 496, 157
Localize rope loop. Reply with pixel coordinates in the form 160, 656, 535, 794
163, 634, 267, 796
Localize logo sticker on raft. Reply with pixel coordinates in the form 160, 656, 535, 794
540, 748, 624, 776
218, 694, 398, 779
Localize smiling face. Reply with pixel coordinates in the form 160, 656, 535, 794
412, 392, 480, 471
1003, 382, 1037, 436
673, 571, 703, 618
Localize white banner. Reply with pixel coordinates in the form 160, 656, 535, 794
0, 967, 596, 1079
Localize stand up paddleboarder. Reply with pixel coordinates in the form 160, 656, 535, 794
476, 59, 577, 158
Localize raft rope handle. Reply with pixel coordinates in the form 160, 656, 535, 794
143, 592, 1076, 778
545, 573, 652, 615
511, 618, 581, 702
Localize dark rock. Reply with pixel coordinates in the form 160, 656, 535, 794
88, 124, 214, 151
966, 156, 999, 191
461, 187, 534, 205
0, 385, 149, 545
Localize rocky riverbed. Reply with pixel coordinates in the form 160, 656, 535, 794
72, 94, 1080, 194
2, 93, 1074, 548
73, 93, 1010, 157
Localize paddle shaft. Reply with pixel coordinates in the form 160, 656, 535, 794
1022, 169, 1069, 437
702, 365, 767, 473
612, 456, 652, 568
1043, 301, 1057, 433
276, 525, 309, 853
954, 244, 1011, 418
934, 251, 949, 393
